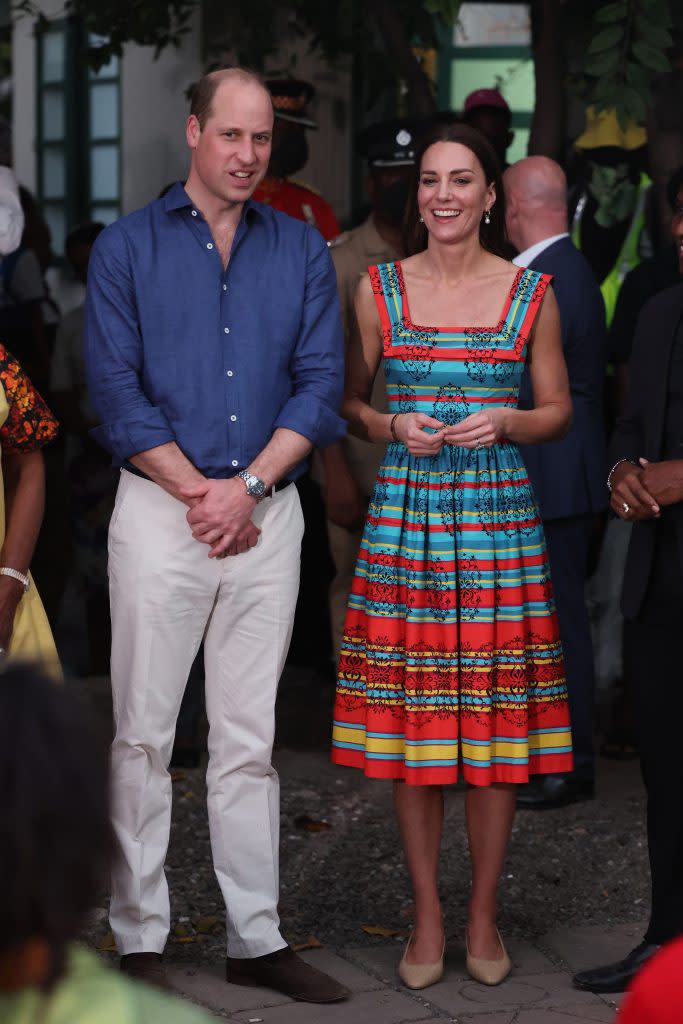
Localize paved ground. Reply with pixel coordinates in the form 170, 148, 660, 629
165, 920, 636, 1022
78, 671, 645, 1022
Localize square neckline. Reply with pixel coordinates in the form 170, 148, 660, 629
394, 261, 525, 335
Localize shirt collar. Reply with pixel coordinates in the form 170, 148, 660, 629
513, 232, 569, 268
163, 180, 263, 221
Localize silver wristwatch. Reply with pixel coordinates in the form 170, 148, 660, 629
237, 469, 267, 501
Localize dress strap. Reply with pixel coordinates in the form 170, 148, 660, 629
368, 262, 406, 354
505, 268, 553, 338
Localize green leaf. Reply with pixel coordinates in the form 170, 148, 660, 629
632, 39, 671, 73
584, 49, 621, 76
594, 1, 627, 24
635, 21, 673, 49
625, 61, 650, 90
620, 84, 649, 123
588, 24, 624, 53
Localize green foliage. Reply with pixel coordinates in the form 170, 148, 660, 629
577, 0, 675, 128
202, 0, 461, 71
13, 0, 196, 69
13, 0, 679, 129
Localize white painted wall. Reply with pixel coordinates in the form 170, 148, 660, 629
12, 7, 350, 222
12, 7, 39, 191
120, 13, 202, 213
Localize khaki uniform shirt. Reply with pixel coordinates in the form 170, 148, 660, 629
329, 217, 399, 496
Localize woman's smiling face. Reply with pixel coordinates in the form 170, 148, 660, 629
417, 141, 495, 244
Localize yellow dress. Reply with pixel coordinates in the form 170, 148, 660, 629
0, 346, 60, 676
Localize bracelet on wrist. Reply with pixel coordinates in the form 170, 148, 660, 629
0, 567, 30, 592
607, 458, 637, 492
390, 413, 403, 442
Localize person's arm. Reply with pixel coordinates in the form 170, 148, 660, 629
445, 286, 572, 448
636, 457, 683, 508
0, 449, 44, 648
320, 442, 367, 530
0, 346, 58, 649
184, 228, 347, 558
344, 275, 445, 456
84, 225, 204, 503
607, 306, 660, 521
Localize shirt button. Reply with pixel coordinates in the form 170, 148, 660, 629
222, 284, 227, 291
224, 327, 230, 334
231, 459, 239, 467
226, 370, 234, 377
230, 415, 237, 422
207, 242, 213, 250
191, 209, 198, 217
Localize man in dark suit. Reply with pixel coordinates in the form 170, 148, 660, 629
504, 157, 608, 808
573, 282, 683, 993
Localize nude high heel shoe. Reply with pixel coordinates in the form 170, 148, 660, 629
398, 931, 445, 990
466, 928, 511, 986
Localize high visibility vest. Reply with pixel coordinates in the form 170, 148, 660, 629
571, 172, 651, 326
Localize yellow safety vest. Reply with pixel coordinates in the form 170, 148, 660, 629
571, 171, 651, 327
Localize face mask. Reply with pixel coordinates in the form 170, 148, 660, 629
375, 178, 413, 227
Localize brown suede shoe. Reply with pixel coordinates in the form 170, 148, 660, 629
120, 952, 170, 992
225, 946, 350, 1003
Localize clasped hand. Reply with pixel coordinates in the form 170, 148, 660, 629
182, 478, 261, 558
611, 458, 683, 521
393, 410, 507, 457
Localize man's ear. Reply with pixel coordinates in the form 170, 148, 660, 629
186, 115, 201, 149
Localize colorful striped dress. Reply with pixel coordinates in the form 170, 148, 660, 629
331, 262, 573, 786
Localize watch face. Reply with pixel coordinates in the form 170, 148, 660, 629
251, 478, 267, 498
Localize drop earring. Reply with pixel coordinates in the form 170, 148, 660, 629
419, 215, 424, 223
484, 210, 491, 225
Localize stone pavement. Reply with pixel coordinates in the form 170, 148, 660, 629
163, 920, 642, 1022
78, 673, 644, 1023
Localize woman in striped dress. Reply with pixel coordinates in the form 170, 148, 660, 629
331, 124, 573, 989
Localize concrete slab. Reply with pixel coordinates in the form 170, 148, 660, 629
540, 922, 646, 973
296, 949, 385, 992
513, 1009, 615, 1023
167, 964, 293, 1014
457, 1013, 516, 1024
345, 936, 558, 989
423, 970, 606, 1016
231, 988, 438, 1023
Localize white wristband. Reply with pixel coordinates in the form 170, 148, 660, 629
0, 567, 30, 592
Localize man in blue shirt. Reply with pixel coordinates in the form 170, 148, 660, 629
85, 67, 347, 1002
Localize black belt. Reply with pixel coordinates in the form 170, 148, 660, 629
269, 480, 291, 494
123, 463, 291, 492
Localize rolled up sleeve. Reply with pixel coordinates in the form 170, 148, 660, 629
273, 230, 346, 449
84, 226, 176, 461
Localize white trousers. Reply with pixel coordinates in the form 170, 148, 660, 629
108, 470, 303, 958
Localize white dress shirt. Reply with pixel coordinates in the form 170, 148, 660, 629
513, 232, 569, 268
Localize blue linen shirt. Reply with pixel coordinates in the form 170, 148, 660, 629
84, 182, 345, 480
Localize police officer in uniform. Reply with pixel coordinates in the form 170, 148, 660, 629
253, 79, 340, 241
319, 120, 423, 656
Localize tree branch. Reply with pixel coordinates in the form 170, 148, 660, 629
367, 0, 437, 115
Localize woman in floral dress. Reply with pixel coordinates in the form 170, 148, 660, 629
331, 124, 572, 988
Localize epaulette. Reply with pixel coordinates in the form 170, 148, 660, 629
328, 231, 351, 249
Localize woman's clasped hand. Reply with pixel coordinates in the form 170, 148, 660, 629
392, 408, 508, 455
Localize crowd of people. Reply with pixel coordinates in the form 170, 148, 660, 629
0, 64, 682, 1022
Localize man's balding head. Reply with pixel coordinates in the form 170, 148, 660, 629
190, 67, 272, 130
503, 156, 569, 252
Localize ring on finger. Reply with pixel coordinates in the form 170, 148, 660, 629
475, 437, 483, 450
622, 502, 630, 515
